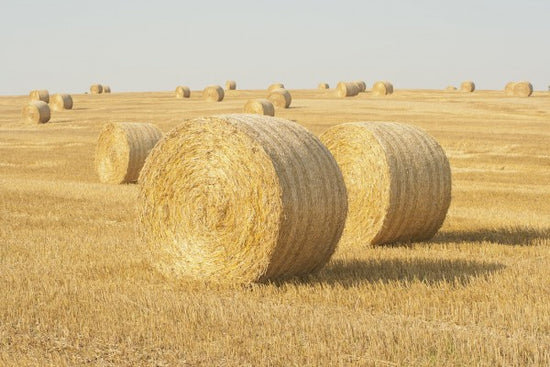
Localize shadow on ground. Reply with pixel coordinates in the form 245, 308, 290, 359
433, 226, 550, 246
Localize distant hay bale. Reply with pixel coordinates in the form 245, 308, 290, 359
460, 81, 475, 92
29, 90, 49, 103
336, 81, 360, 98
371, 81, 394, 96
320, 121, 451, 248
318, 82, 329, 90
175, 86, 191, 98
504, 82, 516, 96
102, 85, 111, 93
22, 101, 50, 124
267, 83, 285, 92
90, 84, 103, 94
354, 80, 367, 92
225, 80, 237, 90
138, 114, 348, 284
445, 86, 457, 91
50, 94, 73, 111
202, 85, 224, 102
95, 122, 163, 184
512, 81, 533, 97
243, 99, 275, 116
267, 88, 292, 108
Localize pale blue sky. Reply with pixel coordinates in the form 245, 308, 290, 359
1, 0, 548, 95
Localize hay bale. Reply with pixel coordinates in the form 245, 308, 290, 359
50, 94, 73, 111
504, 82, 516, 96
460, 81, 475, 92
267, 83, 285, 92
445, 86, 457, 91
95, 122, 163, 184
336, 82, 360, 98
22, 101, 50, 124
175, 86, 191, 98
354, 80, 367, 92
138, 114, 348, 284
267, 88, 292, 108
90, 84, 103, 94
202, 85, 224, 102
320, 121, 451, 248
513, 81, 533, 97
225, 80, 237, 90
318, 82, 329, 90
243, 99, 275, 116
29, 90, 49, 103
371, 81, 394, 96
103, 85, 111, 93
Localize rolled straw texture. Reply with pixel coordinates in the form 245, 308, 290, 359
29, 90, 49, 103
22, 101, 50, 124
320, 121, 451, 247
243, 99, 275, 116
203, 85, 224, 102
90, 84, 103, 94
267, 88, 292, 108
267, 83, 285, 92
372, 81, 394, 96
513, 81, 533, 97
95, 122, 163, 184
318, 82, 329, 90
102, 85, 111, 93
138, 114, 348, 284
460, 81, 475, 92
175, 86, 191, 98
504, 82, 516, 96
225, 80, 237, 90
336, 82, 360, 98
354, 80, 367, 92
50, 94, 73, 111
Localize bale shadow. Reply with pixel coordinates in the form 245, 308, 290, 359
433, 226, 550, 246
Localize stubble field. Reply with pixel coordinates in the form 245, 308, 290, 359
1, 88, 549, 366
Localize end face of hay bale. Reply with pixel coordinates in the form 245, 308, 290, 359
50, 94, 73, 111
175, 86, 191, 98
138, 114, 347, 284
95, 122, 163, 184
512, 81, 533, 97
203, 85, 224, 102
22, 101, 50, 124
504, 82, 516, 96
225, 80, 237, 90
267, 83, 285, 92
460, 81, 475, 92
243, 99, 275, 116
102, 85, 111, 93
372, 81, 394, 96
318, 82, 329, 90
90, 84, 103, 94
320, 121, 451, 248
267, 88, 292, 108
336, 82, 360, 98
29, 90, 50, 103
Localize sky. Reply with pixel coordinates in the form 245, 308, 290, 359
0, 0, 549, 95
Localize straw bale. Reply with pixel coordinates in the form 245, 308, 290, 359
103, 85, 111, 93
22, 101, 50, 124
225, 80, 237, 90
336, 82, 360, 98
354, 80, 367, 92
175, 86, 191, 98
512, 81, 533, 97
318, 82, 329, 90
243, 99, 275, 116
371, 81, 394, 96
267, 88, 292, 108
460, 81, 475, 92
29, 90, 49, 103
50, 94, 73, 111
90, 84, 103, 94
267, 83, 285, 92
445, 86, 457, 91
203, 85, 224, 102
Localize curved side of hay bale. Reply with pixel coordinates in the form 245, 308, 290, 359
336, 82, 360, 98
202, 85, 224, 102
504, 82, 516, 96
175, 86, 191, 98
460, 81, 475, 92
138, 114, 348, 284
267, 88, 292, 108
90, 84, 103, 94
102, 85, 111, 93
29, 90, 50, 103
354, 80, 367, 92
22, 101, 51, 124
50, 94, 73, 111
225, 80, 237, 90
318, 82, 329, 90
243, 99, 275, 116
320, 121, 451, 248
267, 83, 285, 92
445, 86, 457, 91
95, 122, 163, 184
372, 81, 394, 96
513, 81, 533, 97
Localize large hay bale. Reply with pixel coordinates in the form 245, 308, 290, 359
318, 82, 329, 90
513, 81, 533, 97
267, 83, 285, 92
50, 94, 73, 111
267, 88, 292, 108
103, 85, 111, 93
354, 80, 367, 92
175, 86, 191, 98
90, 84, 103, 94
460, 81, 475, 92
336, 81, 360, 98
22, 101, 50, 124
243, 99, 275, 116
202, 85, 224, 102
138, 114, 348, 284
225, 80, 237, 90
29, 90, 49, 103
95, 122, 163, 184
320, 121, 451, 248
371, 81, 394, 96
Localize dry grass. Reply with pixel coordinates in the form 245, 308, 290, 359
1, 88, 549, 365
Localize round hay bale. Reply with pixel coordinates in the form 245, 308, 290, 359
504, 82, 516, 96
354, 80, 367, 92
102, 85, 111, 93
225, 80, 237, 90
336, 82, 360, 98
50, 94, 73, 111
445, 86, 457, 91
267, 88, 292, 108
202, 85, 224, 102
22, 101, 50, 124
318, 82, 329, 90
320, 121, 451, 248
371, 81, 394, 96
460, 81, 475, 92
95, 122, 163, 184
267, 83, 285, 92
138, 114, 348, 284
513, 81, 533, 97
90, 84, 103, 94
29, 90, 49, 103
175, 86, 191, 98
243, 99, 275, 116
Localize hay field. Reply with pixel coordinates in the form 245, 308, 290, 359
1, 88, 549, 366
